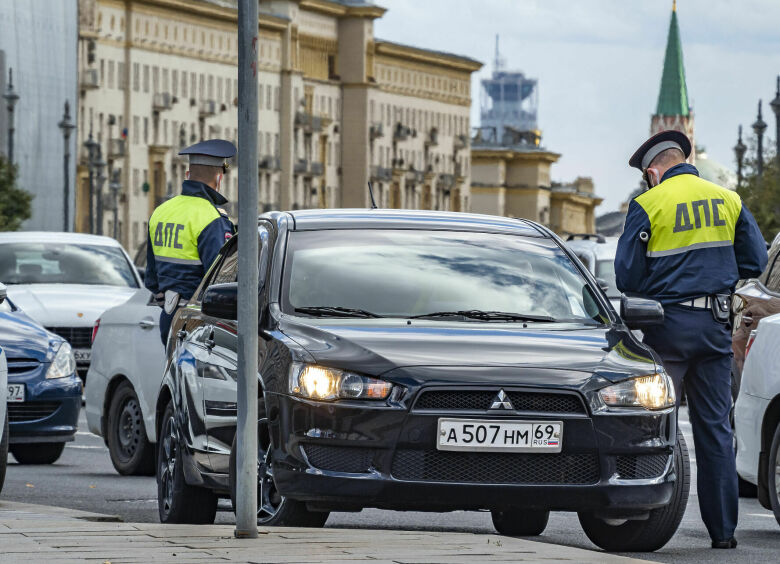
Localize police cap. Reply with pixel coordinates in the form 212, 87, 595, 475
628, 130, 691, 171
179, 139, 237, 168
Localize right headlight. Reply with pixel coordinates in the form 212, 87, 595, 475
598, 372, 675, 410
288, 363, 393, 401
46, 341, 76, 379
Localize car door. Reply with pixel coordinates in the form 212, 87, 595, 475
204, 223, 275, 474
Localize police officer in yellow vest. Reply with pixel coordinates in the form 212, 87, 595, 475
616, 130, 768, 549
145, 139, 236, 344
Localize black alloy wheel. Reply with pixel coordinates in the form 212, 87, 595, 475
491, 508, 549, 536
107, 381, 155, 476
230, 398, 329, 527
10, 442, 65, 465
578, 429, 690, 552
769, 423, 780, 527
156, 401, 217, 524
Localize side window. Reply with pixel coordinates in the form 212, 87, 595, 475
194, 240, 237, 302
574, 251, 592, 271
212, 252, 238, 285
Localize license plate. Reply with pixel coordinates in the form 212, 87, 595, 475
437, 418, 563, 453
7, 384, 25, 402
73, 349, 91, 363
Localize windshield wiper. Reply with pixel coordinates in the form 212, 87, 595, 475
408, 310, 556, 322
294, 306, 385, 319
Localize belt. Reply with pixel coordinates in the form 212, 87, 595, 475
676, 296, 712, 309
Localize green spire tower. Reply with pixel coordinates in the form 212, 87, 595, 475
650, 0, 695, 162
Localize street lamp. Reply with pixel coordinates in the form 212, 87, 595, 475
770, 75, 780, 163
83, 132, 99, 233
734, 125, 746, 189
94, 147, 107, 236
3, 68, 20, 164
752, 99, 767, 177
109, 169, 121, 240
58, 101, 76, 231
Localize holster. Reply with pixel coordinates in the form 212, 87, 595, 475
710, 293, 731, 324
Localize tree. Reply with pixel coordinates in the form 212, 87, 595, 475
0, 155, 33, 231
737, 145, 780, 243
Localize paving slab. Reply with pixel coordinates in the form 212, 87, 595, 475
0, 500, 657, 563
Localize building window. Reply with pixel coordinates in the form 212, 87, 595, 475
132, 63, 139, 92
172, 70, 178, 97
143, 64, 150, 93
162, 68, 169, 93
274, 86, 280, 110
133, 116, 140, 145
143, 117, 148, 144
107, 61, 115, 89
152, 66, 159, 94
133, 168, 140, 196
266, 85, 271, 110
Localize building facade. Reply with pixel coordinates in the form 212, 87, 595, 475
76, 0, 481, 252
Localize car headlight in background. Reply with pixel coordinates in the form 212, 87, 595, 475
289, 363, 392, 401
599, 372, 675, 410
46, 342, 76, 379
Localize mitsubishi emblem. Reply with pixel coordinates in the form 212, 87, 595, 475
490, 389, 514, 410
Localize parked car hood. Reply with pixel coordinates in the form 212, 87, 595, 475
279, 318, 659, 385
0, 307, 58, 362
4, 284, 138, 327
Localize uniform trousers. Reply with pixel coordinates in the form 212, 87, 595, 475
642, 304, 737, 542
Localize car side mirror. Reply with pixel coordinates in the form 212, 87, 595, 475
620, 295, 664, 329
202, 282, 238, 320
596, 278, 609, 293
0, 282, 6, 305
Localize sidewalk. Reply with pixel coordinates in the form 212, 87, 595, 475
0, 500, 655, 564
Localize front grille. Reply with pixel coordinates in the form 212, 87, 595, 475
8, 402, 61, 423
6, 359, 41, 375
616, 454, 669, 479
414, 389, 586, 414
46, 327, 92, 349
392, 449, 599, 485
303, 444, 378, 473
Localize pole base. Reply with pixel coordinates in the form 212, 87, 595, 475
234, 528, 259, 539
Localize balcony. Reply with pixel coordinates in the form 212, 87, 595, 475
153, 92, 173, 112
438, 174, 455, 189
108, 138, 126, 159
294, 158, 308, 174
293, 159, 324, 177
405, 169, 425, 184
425, 127, 439, 147
393, 123, 412, 142
295, 112, 331, 133
369, 122, 384, 141
370, 166, 392, 182
310, 162, 324, 176
258, 155, 280, 170
80, 69, 99, 90
199, 99, 217, 117
454, 134, 468, 151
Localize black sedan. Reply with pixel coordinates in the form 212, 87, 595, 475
156, 209, 688, 552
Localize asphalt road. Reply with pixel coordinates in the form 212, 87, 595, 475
2, 408, 778, 563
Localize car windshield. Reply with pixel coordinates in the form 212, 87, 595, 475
596, 259, 619, 298
282, 229, 607, 323
0, 242, 138, 287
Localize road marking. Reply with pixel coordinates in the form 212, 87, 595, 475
65, 445, 107, 450
747, 513, 776, 518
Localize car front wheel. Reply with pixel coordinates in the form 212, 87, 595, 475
769, 423, 780, 527
107, 381, 155, 476
578, 429, 690, 552
156, 401, 217, 524
229, 398, 329, 528
10, 442, 65, 464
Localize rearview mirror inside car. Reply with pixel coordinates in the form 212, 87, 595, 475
620, 295, 664, 329
202, 282, 238, 320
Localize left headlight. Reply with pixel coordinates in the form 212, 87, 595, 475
598, 372, 675, 410
46, 342, 76, 379
289, 363, 393, 401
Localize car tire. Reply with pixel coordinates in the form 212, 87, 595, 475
491, 508, 549, 536
578, 429, 690, 552
107, 381, 155, 476
229, 398, 329, 528
0, 413, 8, 493
769, 423, 780, 527
156, 401, 217, 524
10, 442, 65, 465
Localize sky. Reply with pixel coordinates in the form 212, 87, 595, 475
374, 0, 780, 213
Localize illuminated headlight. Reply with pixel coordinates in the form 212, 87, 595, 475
599, 373, 675, 410
289, 363, 392, 401
46, 342, 76, 379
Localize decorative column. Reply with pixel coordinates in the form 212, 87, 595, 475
734, 125, 746, 189
3, 68, 19, 164
752, 100, 767, 177
770, 75, 780, 163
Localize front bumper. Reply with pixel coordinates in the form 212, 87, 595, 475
267, 389, 677, 512
8, 364, 82, 444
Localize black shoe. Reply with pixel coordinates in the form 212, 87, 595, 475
711, 537, 737, 549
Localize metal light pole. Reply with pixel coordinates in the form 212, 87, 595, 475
109, 169, 121, 240
83, 132, 99, 234
58, 101, 75, 231
752, 100, 767, 177
3, 68, 19, 164
734, 125, 746, 189
94, 147, 107, 235
234, 0, 259, 539
770, 75, 780, 163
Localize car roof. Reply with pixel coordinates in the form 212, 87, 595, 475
0, 231, 124, 247
286, 209, 546, 237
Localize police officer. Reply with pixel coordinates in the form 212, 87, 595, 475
145, 139, 237, 345
616, 130, 768, 549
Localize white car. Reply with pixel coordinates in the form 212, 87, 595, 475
0, 283, 8, 492
0, 232, 142, 384
563, 235, 620, 311
85, 288, 164, 475
734, 312, 780, 526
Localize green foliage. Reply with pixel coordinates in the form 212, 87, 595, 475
0, 155, 33, 231
737, 147, 780, 243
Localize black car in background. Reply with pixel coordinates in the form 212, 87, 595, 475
156, 209, 688, 552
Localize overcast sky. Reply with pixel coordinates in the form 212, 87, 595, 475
374, 0, 780, 212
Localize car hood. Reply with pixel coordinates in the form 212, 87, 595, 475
0, 308, 58, 362
4, 284, 138, 327
279, 318, 659, 386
